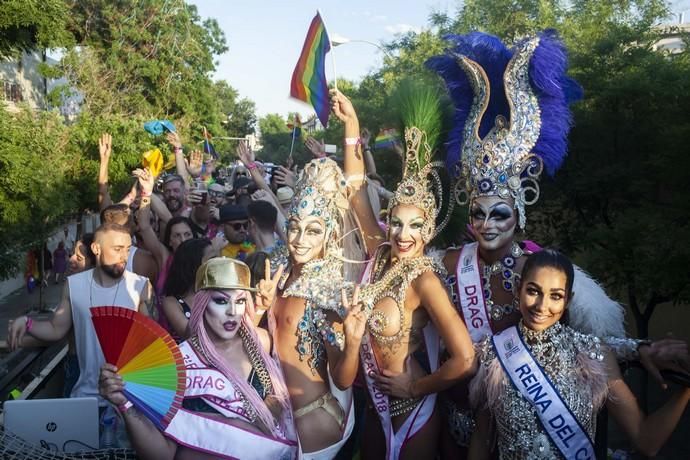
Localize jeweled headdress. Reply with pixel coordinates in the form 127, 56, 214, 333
427, 30, 582, 229
387, 80, 453, 242
288, 157, 349, 252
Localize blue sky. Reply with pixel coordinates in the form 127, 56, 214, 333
189, 0, 453, 118
190, 0, 690, 120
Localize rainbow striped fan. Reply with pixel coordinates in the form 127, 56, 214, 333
91, 306, 186, 430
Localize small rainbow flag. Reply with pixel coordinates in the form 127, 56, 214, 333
290, 12, 331, 128
286, 114, 302, 138
374, 128, 400, 150
202, 127, 218, 160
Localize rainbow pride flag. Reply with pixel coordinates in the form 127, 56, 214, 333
290, 12, 331, 127
374, 128, 400, 150
286, 114, 302, 138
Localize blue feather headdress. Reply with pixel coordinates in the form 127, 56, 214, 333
426, 30, 582, 228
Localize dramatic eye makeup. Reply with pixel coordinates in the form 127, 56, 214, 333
471, 204, 513, 221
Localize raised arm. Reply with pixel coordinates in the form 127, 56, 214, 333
236, 141, 284, 213
166, 131, 192, 186
605, 351, 690, 457
360, 128, 378, 175
98, 133, 114, 210
133, 169, 171, 271
330, 89, 384, 255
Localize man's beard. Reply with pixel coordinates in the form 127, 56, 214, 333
101, 262, 125, 279
166, 197, 183, 212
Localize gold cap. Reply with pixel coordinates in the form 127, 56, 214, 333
195, 257, 256, 292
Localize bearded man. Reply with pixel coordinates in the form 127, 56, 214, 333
8, 223, 153, 403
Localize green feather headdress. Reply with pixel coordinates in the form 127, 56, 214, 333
387, 79, 453, 242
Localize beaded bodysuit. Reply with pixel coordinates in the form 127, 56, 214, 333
360, 249, 447, 416
471, 322, 609, 459
280, 256, 350, 374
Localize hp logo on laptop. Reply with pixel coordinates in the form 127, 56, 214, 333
46, 422, 57, 432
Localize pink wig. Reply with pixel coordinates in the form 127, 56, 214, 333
189, 289, 293, 438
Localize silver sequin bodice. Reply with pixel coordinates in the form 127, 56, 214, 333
478, 322, 605, 460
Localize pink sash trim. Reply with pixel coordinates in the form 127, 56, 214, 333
180, 341, 251, 421
360, 325, 440, 460
165, 408, 297, 460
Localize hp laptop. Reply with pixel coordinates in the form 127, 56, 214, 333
3, 397, 99, 453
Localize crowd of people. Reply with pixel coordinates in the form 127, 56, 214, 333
6, 31, 690, 460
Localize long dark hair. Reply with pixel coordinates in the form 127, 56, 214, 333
163, 216, 195, 250
521, 249, 575, 324
163, 238, 211, 297
80, 233, 96, 267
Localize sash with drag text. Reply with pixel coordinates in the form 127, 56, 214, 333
493, 326, 595, 459
456, 243, 492, 342
163, 341, 298, 459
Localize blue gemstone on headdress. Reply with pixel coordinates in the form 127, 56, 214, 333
484, 289, 491, 298
503, 269, 512, 279
483, 154, 491, 164
503, 281, 513, 290
502, 256, 515, 268
499, 173, 507, 183
478, 179, 493, 193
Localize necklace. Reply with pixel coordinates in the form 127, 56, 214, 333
90, 270, 123, 307
361, 255, 444, 348
481, 242, 523, 321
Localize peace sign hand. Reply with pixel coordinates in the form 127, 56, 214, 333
255, 258, 285, 311
341, 285, 367, 346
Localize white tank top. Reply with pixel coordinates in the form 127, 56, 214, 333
68, 268, 148, 404
126, 246, 137, 272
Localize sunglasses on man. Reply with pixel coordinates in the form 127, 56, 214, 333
227, 221, 248, 231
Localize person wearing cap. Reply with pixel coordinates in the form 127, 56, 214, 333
276, 186, 295, 214
219, 204, 256, 261
99, 257, 299, 459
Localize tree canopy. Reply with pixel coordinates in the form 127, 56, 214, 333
0, 0, 257, 278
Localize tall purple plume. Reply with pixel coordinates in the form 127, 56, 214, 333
427, 30, 583, 178
426, 32, 512, 175
528, 29, 583, 176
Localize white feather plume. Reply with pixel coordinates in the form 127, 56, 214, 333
569, 265, 626, 338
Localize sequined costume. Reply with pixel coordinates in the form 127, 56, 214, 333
427, 31, 636, 450
269, 157, 360, 459
280, 255, 349, 374
470, 321, 609, 459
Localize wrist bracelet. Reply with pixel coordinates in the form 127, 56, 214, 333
117, 400, 133, 415
141, 191, 152, 197
246, 161, 258, 171
25, 317, 33, 333
344, 137, 360, 146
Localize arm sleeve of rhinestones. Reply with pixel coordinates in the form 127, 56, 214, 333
602, 336, 641, 362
